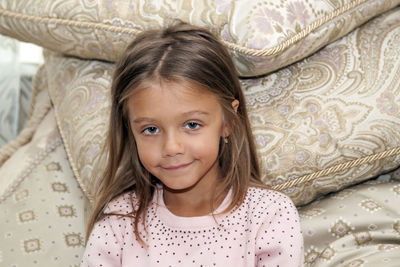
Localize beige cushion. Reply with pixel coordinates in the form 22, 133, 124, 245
47, 7, 400, 206
1, 0, 399, 77
299, 178, 400, 266
45, 53, 115, 201
0, 109, 87, 266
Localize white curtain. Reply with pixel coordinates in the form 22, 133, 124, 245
0, 35, 42, 148
0, 35, 20, 147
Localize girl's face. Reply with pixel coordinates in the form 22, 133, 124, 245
127, 80, 229, 194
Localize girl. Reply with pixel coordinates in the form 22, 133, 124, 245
81, 22, 304, 267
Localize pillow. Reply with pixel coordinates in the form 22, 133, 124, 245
0, 110, 87, 266
0, 0, 399, 77
299, 178, 400, 266
47, 7, 400, 206
45, 53, 115, 201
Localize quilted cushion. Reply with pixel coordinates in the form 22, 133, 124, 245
299, 177, 400, 266
0, 0, 399, 76
0, 110, 87, 266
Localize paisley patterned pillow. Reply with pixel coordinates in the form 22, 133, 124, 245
0, 0, 399, 76
47, 7, 400, 206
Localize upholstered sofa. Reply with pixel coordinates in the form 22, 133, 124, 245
1, 0, 400, 266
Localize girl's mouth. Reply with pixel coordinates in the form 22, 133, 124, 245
162, 161, 193, 171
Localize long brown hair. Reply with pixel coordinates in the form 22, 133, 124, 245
86, 22, 266, 244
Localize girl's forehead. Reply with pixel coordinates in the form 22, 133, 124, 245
127, 80, 224, 115
130, 79, 219, 102
127, 83, 222, 123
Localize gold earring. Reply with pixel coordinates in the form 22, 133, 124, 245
224, 137, 228, 144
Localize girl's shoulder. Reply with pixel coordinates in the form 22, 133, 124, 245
247, 186, 287, 198
104, 190, 138, 215
245, 186, 296, 209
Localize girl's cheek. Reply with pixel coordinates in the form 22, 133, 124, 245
137, 142, 159, 163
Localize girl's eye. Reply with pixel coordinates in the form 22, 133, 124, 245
142, 126, 159, 135
185, 121, 201, 130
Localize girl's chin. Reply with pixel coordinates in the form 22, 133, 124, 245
162, 182, 198, 193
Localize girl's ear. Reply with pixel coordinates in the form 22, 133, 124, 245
231, 99, 239, 113
222, 99, 240, 138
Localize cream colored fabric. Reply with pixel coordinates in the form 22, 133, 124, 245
0, 0, 399, 77
46, 7, 400, 206
299, 177, 400, 266
0, 109, 87, 266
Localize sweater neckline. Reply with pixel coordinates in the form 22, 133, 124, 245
153, 185, 233, 229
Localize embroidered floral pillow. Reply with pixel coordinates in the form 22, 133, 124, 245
0, 0, 399, 76
46, 8, 400, 205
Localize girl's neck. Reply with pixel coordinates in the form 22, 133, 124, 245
162, 182, 228, 217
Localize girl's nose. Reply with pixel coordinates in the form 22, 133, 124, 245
162, 132, 184, 157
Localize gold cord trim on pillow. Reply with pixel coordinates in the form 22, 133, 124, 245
0, 0, 369, 58
272, 146, 400, 191
52, 107, 94, 203
0, 138, 62, 203
0, 8, 141, 38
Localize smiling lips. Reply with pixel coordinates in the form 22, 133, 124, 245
162, 161, 193, 171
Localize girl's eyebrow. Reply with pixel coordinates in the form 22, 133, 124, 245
181, 110, 210, 117
131, 117, 157, 124
132, 110, 210, 124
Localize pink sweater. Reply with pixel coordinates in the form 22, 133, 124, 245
81, 187, 304, 267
